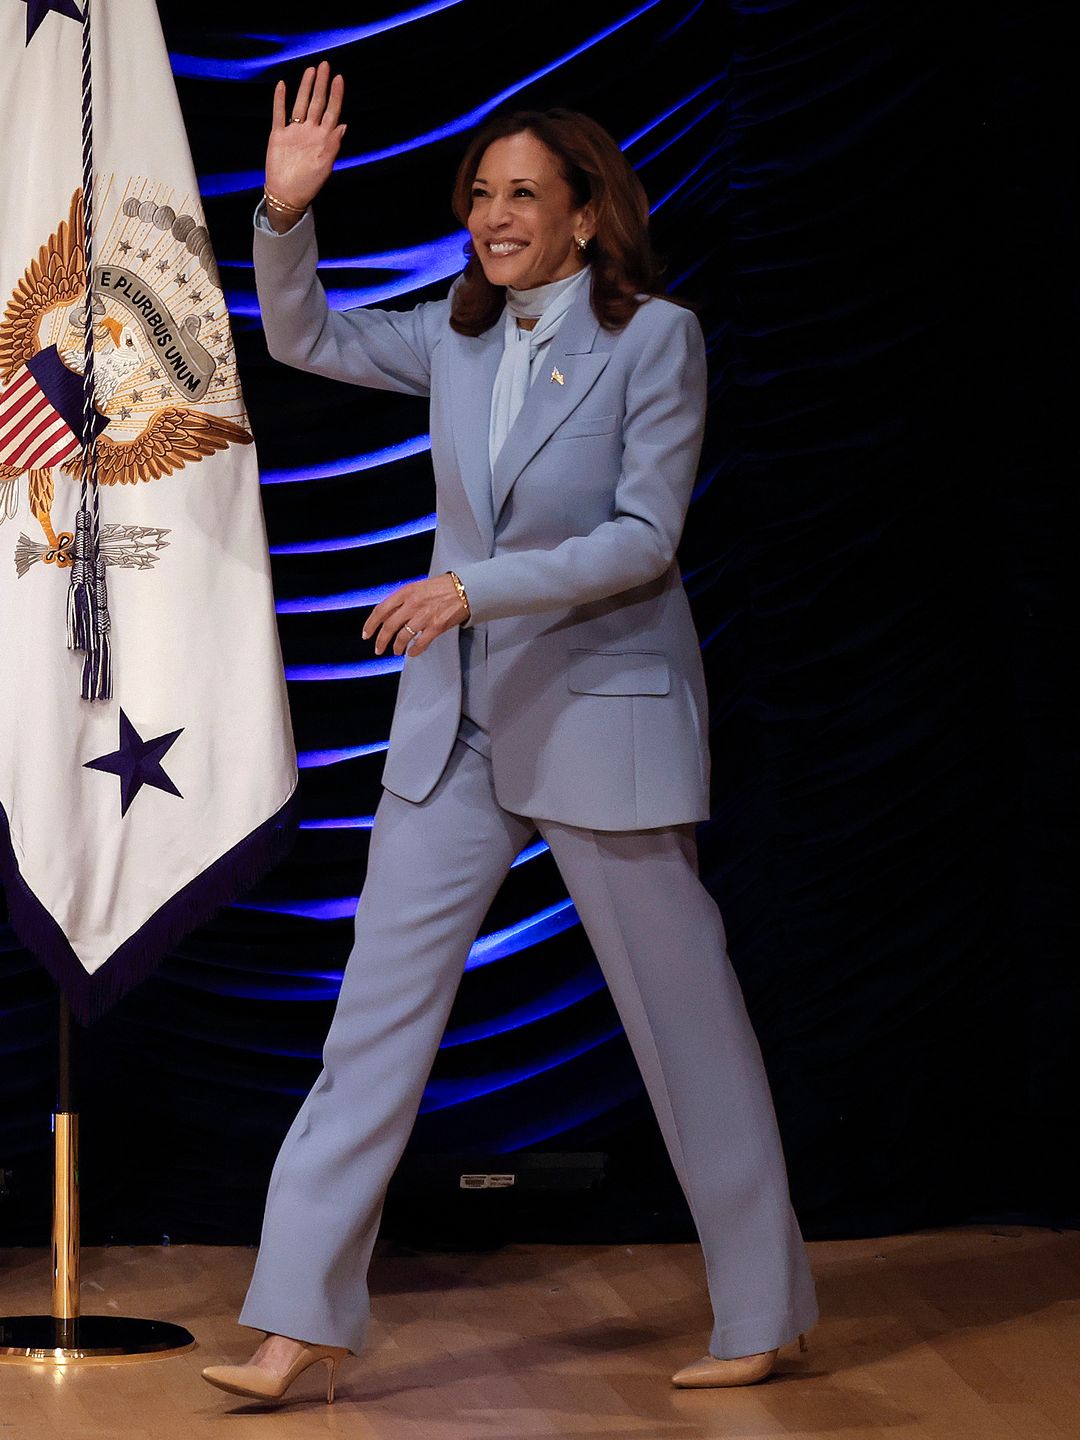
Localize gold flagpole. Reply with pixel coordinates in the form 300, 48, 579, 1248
52, 993, 79, 1336
0, 991, 196, 1365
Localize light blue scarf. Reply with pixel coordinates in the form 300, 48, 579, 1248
488, 265, 591, 471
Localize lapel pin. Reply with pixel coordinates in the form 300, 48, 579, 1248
550, 365, 565, 386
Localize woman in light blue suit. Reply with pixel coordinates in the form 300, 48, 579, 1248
202, 61, 819, 1406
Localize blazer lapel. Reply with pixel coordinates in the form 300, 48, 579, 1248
447, 320, 503, 553
490, 281, 611, 522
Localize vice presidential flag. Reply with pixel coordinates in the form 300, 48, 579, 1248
0, 0, 297, 1022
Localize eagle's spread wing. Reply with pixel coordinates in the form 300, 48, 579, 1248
60, 407, 253, 485
0, 189, 85, 384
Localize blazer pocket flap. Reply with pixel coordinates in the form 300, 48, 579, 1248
552, 412, 620, 440
568, 649, 670, 696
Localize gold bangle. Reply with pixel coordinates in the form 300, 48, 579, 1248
447, 570, 471, 621
263, 187, 307, 215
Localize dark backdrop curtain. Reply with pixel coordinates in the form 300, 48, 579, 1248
1, 0, 1076, 1247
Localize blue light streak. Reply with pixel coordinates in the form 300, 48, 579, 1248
143, 963, 607, 1042
276, 575, 421, 614
299, 815, 375, 830
442, 966, 606, 1046
466, 898, 576, 967
651, 143, 721, 213
169, 1, 467, 79
621, 75, 720, 149
633, 97, 723, 171
511, 839, 549, 869
236, 895, 358, 921
418, 1024, 622, 1112
322, 250, 464, 308
261, 435, 430, 485
198, 2, 664, 196
297, 741, 389, 768
308, 234, 464, 273
226, 234, 467, 318
270, 514, 437, 556
159, 974, 344, 1004
285, 656, 404, 681
233, 896, 579, 968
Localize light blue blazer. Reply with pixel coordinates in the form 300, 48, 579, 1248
253, 209, 710, 831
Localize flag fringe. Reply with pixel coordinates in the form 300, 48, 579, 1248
0, 786, 299, 1025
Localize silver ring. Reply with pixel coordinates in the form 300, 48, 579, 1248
290, 116, 305, 124
403, 623, 418, 637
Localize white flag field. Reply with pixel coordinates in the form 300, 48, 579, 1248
0, 0, 297, 1022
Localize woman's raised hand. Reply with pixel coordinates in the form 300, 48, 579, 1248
265, 60, 346, 221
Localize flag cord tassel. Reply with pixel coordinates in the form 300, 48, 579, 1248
66, 507, 112, 700
65, 508, 90, 651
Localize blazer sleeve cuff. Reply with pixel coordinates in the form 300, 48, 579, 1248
252, 194, 312, 239
450, 559, 503, 626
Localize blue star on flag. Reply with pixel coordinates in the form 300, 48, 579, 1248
22, 0, 83, 47
85, 709, 184, 817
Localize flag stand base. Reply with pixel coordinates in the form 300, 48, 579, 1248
0, 1314, 196, 1364
0, 996, 196, 1366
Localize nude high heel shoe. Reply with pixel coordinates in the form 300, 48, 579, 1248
201, 1340, 352, 1404
670, 1331, 808, 1387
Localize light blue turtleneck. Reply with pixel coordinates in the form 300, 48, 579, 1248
487, 265, 591, 471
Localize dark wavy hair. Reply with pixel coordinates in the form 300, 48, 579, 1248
448, 107, 668, 337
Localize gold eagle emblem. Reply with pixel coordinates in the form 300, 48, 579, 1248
0, 187, 252, 562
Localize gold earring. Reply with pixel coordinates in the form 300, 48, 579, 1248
575, 235, 588, 252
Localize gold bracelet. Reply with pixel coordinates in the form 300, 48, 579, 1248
447, 570, 471, 621
263, 187, 307, 215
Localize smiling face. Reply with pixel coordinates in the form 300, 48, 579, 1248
467, 131, 595, 290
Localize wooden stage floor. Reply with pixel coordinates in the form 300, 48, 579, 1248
2, 1225, 1078, 1439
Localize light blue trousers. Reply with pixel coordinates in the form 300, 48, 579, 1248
239, 739, 819, 1357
